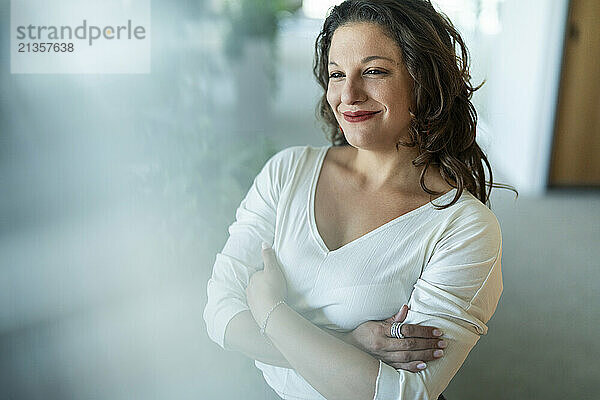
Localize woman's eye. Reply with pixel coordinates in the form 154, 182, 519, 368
328, 70, 385, 79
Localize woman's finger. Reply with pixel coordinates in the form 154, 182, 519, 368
261, 242, 277, 270
379, 337, 447, 352
393, 304, 409, 322
384, 304, 409, 323
384, 349, 444, 364
386, 360, 429, 373
401, 323, 443, 338
384, 321, 443, 339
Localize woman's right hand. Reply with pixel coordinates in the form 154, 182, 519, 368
345, 305, 447, 372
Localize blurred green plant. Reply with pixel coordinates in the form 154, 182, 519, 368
223, 0, 302, 51
223, 0, 302, 95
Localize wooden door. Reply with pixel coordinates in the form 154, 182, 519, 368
549, 0, 600, 186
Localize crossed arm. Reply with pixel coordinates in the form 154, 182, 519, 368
254, 299, 382, 400
213, 243, 500, 400
225, 307, 437, 400
225, 299, 445, 370
204, 148, 502, 399
238, 244, 437, 400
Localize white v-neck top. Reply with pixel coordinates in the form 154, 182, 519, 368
203, 145, 503, 400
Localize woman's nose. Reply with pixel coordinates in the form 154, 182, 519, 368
340, 77, 366, 104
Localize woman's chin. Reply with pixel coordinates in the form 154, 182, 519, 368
343, 131, 376, 146
344, 135, 397, 152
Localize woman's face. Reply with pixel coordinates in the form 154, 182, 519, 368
326, 22, 414, 151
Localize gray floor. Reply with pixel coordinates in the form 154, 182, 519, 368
442, 188, 600, 400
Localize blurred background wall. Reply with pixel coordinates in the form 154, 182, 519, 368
1, 0, 598, 399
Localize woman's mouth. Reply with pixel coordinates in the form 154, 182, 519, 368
342, 110, 381, 123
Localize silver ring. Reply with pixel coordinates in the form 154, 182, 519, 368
390, 322, 404, 338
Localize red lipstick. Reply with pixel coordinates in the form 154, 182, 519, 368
342, 110, 381, 122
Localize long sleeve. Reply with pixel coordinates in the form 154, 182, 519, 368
203, 146, 300, 349
374, 206, 503, 400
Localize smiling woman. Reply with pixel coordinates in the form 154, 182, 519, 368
204, 1, 516, 399
325, 23, 415, 154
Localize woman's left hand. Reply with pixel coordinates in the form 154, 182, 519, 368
247, 242, 288, 325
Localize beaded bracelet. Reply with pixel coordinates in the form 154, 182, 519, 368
260, 300, 285, 336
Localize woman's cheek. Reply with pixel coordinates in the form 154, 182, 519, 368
326, 90, 337, 110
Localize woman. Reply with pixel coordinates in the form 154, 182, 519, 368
204, 1, 515, 399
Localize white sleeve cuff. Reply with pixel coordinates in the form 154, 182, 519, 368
373, 360, 401, 400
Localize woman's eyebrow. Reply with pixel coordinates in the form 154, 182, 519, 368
328, 55, 396, 66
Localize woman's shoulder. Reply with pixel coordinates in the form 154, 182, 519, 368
258, 144, 329, 186
431, 190, 502, 255
272, 143, 331, 160
268, 144, 325, 162
449, 191, 500, 228
266, 144, 329, 172
430, 185, 497, 218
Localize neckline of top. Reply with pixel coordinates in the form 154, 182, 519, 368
307, 145, 459, 254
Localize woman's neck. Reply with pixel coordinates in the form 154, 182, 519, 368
346, 145, 422, 192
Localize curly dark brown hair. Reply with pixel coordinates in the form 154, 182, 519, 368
313, 0, 517, 208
